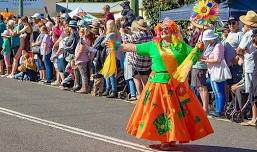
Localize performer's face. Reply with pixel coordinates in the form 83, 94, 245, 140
160, 27, 172, 41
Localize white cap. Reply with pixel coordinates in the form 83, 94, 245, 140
31, 13, 41, 19
202, 29, 219, 41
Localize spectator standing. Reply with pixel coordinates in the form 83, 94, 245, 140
129, 19, 153, 97
121, 25, 137, 101
40, 26, 53, 84
102, 4, 115, 23
0, 14, 6, 75
8, 16, 32, 78
224, 17, 244, 84
237, 11, 257, 127
201, 29, 231, 117
190, 23, 209, 113
101, 20, 120, 98
1, 30, 11, 75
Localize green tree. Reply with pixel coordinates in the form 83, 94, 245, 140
143, 0, 195, 26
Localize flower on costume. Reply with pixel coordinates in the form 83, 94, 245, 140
153, 113, 172, 135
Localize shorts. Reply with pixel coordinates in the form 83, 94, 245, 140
36, 55, 45, 71
132, 69, 151, 76
11, 47, 19, 58
245, 73, 253, 94
191, 68, 207, 88
3, 54, 11, 66
57, 57, 66, 73
227, 65, 243, 85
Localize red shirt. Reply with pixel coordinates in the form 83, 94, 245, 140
104, 12, 115, 22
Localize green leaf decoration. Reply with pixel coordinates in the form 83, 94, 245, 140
178, 109, 187, 118
153, 113, 172, 135
180, 98, 190, 106
139, 122, 145, 130
143, 90, 151, 106
195, 116, 201, 124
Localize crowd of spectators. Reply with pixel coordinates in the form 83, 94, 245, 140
0, 5, 256, 127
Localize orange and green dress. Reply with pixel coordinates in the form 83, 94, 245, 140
127, 41, 214, 143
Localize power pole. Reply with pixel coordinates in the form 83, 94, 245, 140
19, 0, 23, 17
130, 0, 139, 16
66, 0, 69, 13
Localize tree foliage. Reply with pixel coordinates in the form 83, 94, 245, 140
143, 0, 195, 26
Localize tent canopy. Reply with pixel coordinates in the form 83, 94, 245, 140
68, 7, 97, 22
160, 0, 257, 21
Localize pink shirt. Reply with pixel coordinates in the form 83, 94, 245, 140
206, 42, 224, 69
74, 39, 90, 65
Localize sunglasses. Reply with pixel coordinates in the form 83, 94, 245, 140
228, 21, 237, 25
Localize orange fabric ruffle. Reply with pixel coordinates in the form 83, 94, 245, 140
127, 78, 214, 143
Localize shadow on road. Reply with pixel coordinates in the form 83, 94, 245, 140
167, 144, 257, 152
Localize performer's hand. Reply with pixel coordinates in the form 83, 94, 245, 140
105, 40, 114, 49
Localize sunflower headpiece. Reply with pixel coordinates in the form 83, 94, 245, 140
190, 0, 219, 26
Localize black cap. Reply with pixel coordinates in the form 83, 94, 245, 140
228, 16, 238, 22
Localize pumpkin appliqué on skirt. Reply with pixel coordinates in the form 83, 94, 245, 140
127, 78, 214, 143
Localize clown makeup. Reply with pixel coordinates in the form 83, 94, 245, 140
160, 27, 172, 41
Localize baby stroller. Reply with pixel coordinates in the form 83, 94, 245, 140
116, 69, 129, 100
224, 89, 252, 123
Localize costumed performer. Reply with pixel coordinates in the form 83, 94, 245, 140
113, 19, 214, 151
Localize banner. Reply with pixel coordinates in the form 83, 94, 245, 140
0, 0, 45, 9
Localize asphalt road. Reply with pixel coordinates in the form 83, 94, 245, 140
0, 77, 256, 152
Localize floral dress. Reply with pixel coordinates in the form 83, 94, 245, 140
127, 41, 214, 143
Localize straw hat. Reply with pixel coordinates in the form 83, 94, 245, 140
239, 10, 257, 27
131, 19, 149, 31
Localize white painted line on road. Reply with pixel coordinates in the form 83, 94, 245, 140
0, 107, 158, 152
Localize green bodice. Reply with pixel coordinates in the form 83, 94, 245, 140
136, 41, 195, 83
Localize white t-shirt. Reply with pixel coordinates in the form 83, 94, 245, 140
224, 31, 244, 66
239, 30, 257, 73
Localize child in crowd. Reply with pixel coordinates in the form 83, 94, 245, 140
52, 27, 70, 86
74, 28, 91, 93
13, 50, 37, 81
1, 30, 11, 76
91, 27, 106, 96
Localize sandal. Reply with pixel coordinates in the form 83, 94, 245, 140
240, 121, 256, 127
149, 142, 175, 151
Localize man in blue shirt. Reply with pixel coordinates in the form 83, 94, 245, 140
0, 14, 6, 75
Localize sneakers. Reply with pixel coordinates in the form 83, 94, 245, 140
209, 111, 222, 118
102, 90, 110, 96
51, 81, 60, 86
107, 92, 118, 98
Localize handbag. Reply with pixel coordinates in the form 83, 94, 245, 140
209, 58, 232, 82
31, 46, 40, 54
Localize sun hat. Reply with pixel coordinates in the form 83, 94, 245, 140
68, 20, 78, 28
131, 19, 150, 31
239, 10, 257, 27
1, 30, 10, 37
202, 29, 219, 41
